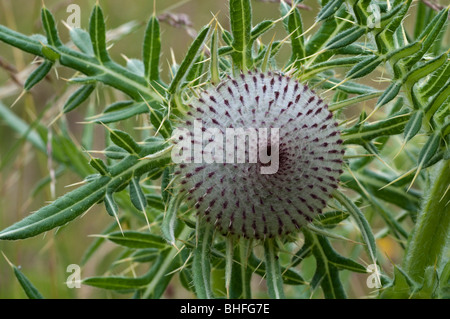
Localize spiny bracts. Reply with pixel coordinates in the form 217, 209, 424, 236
172, 71, 344, 239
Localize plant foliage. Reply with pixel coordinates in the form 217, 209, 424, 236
0, 0, 448, 299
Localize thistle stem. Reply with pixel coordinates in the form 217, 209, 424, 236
264, 238, 285, 299
239, 238, 252, 299
225, 237, 252, 299
225, 237, 234, 298
403, 160, 450, 282
193, 219, 215, 299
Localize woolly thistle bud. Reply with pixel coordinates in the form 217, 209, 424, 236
172, 72, 344, 239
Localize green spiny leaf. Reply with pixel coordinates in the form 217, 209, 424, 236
89, 4, 110, 63
404, 7, 449, 68
143, 15, 161, 82
405, 52, 448, 88
326, 26, 366, 50
319, 77, 378, 94
314, 211, 349, 228
3, 254, 45, 299
251, 20, 273, 40
126, 59, 144, 76
404, 162, 450, 282
341, 170, 421, 213
24, 60, 53, 91
386, 40, 422, 65
2, 21, 160, 101
374, 0, 412, 54
92, 102, 149, 124
403, 110, 423, 142
129, 176, 147, 211
317, 235, 366, 273
421, 61, 450, 98
89, 158, 109, 176
352, 0, 372, 25
229, 0, 252, 70
425, 80, 450, 120
413, 266, 440, 298
375, 81, 402, 107
193, 221, 214, 299
380, 266, 418, 298
104, 191, 119, 218
328, 91, 382, 111
83, 269, 154, 292
292, 231, 313, 267
317, 0, 344, 21
417, 132, 441, 169
287, 6, 305, 66
146, 194, 165, 211
104, 100, 134, 113
63, 84, 96, 113
145, 167, 164, 181
222, 29, 233, 45
41, 6, 62, 47
142, 241, 186, 299
104, 145, 128, 160
0, 25, 43, 56
184, 52, 205, 87
248, 253, 305, 285
306, 7, 352, 57
161, 193, 182, 245
346, 55, 382, 79
0, 146, 171, 240
307, 230, 346, 299
149, 108, 172, 139
105, 230, 167, 249
334, 43, 374, 56
109, 129, 141, 154
0, 176, 110, 240
13, 267, 45, 299
70, 28, 94, 55
210, 27, 220, 85
168, 26, 210, 94
218, 46, 233, 56
342, 109, 410, 144
161, 166, 173, 205
333, 190, 377, 265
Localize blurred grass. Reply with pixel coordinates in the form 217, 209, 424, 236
0, 0, 432, 298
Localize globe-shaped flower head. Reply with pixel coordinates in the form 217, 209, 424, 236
172, 71, 344, 239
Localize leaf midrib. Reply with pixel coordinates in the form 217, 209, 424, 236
311, 234, 337, 299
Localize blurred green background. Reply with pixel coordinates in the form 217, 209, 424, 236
0, 0, 433, 298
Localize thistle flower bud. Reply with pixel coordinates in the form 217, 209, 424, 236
173, 72, 343, 239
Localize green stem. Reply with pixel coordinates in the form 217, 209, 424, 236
404, 160, 450, 282
263, 239, 285, 299
225, 237, 252, 299
193, 219, 215, 299
239, 238, 252, 299
225, 237, 234, 298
